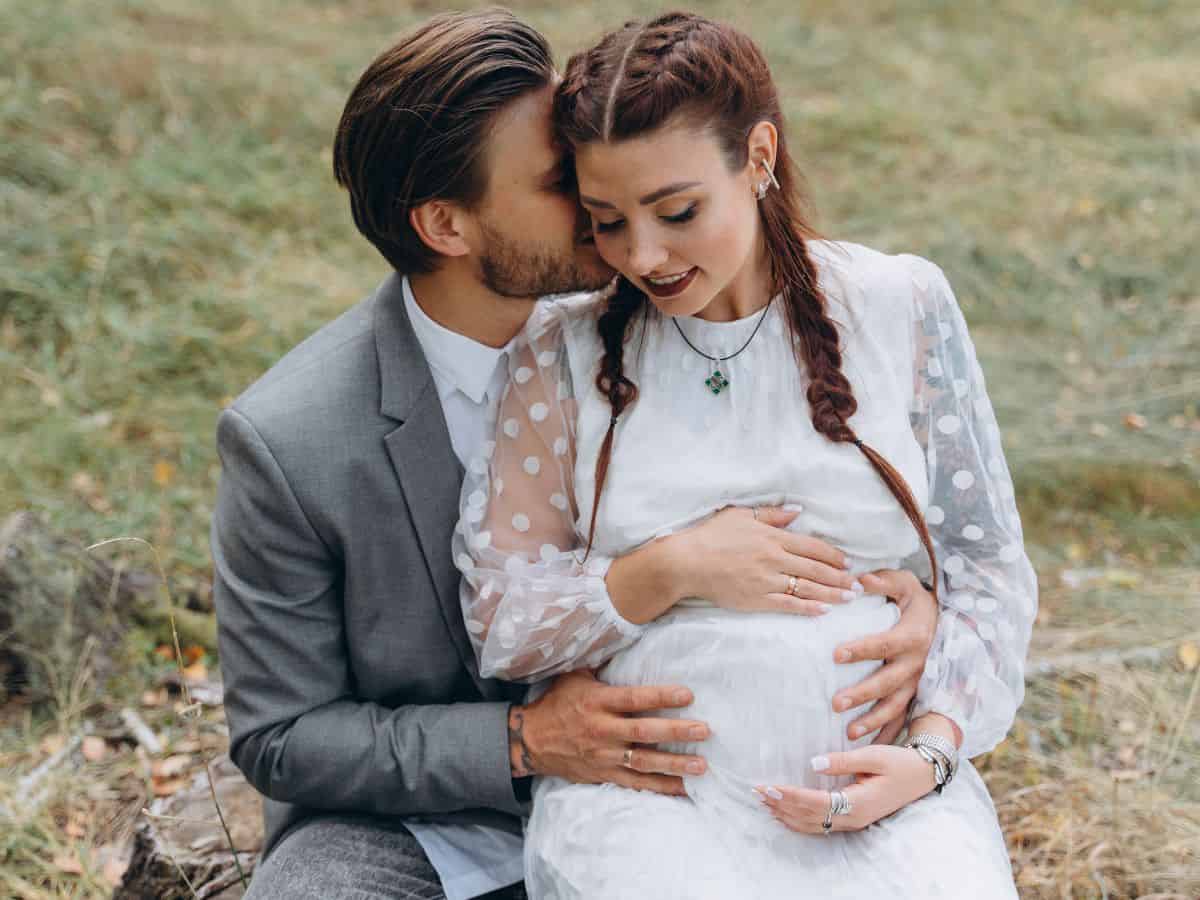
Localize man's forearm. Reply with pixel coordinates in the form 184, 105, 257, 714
230, 697, 523, 817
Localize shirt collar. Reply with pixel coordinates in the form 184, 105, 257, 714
403, 276, 509, 405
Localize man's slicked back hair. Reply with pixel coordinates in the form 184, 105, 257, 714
333, 9, 554, 274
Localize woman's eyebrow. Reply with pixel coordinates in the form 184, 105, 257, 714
580, 180, 702, 209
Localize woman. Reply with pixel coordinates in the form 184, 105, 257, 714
454, 11, 1036, 897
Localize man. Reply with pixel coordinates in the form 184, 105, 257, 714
212, 10, 939, 899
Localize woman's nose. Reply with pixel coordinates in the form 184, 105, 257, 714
625, 231, 668, 276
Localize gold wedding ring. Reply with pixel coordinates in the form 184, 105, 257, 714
622, 748, 634, 768
786, 576, 800, 597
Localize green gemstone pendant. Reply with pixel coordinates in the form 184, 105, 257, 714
705, 369, 730, 395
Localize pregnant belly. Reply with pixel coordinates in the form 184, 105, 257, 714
598, 594, 900, 790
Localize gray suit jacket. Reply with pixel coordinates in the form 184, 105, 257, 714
212, 273, 528, 858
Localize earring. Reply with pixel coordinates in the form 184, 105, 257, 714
760, 159, 781, 191
755, 180, 769, 200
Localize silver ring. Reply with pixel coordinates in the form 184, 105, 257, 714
830, 789, 853, 817
786, 575, 800, 597
622, 748, 634, 768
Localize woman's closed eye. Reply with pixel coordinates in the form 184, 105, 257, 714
593, 203, 699, 234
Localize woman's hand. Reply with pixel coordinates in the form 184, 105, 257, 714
831, 569, 940, 745
754, 745, 937, 834
665, 506, 862, 617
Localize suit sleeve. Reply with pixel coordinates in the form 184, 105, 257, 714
212, 407, 523, 817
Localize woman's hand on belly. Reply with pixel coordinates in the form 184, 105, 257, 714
654, 506, 863, 616
830, 569, 940, 745
754, 745, 938, 834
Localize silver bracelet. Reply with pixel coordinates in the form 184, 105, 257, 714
905, 733, 959, 794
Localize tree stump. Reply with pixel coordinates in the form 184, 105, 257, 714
113, 754, 263, 900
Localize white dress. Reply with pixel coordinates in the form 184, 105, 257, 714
454, 241, 1037, 898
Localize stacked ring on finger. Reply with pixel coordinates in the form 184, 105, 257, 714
786, 575, 800, 597
622, 748, 634, 768
821, 790, 852, 834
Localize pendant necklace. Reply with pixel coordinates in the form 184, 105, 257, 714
672, 298, 774, 396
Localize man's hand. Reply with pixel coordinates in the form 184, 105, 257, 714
831, 569, 938, 744
509, 669, 709, 797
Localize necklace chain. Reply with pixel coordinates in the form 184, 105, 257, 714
672, 299, 774, 396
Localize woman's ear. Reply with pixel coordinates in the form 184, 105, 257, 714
409, 200, 473, 259
745, 120, 779, 180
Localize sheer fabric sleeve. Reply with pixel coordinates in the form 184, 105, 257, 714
904, 257, 1038, 759
454, 304, 646, 683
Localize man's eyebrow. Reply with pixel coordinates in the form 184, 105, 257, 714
580, 180, 702, 209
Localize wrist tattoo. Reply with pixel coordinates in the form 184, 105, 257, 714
508, 707, 535, 778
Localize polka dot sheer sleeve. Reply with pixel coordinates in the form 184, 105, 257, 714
454, 303, 646, 683
904, 257, 1039, 758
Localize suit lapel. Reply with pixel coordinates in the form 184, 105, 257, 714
374, 275, 498, 699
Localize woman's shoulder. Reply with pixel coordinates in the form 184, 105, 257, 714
809, 239, 945, 294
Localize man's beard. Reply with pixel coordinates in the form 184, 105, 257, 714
477, 220, 613, 298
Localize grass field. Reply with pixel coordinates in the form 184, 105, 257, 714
2, 0, 1198, 896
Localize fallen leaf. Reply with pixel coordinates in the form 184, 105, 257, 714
1117, 719, 1137, 734
182, 661, 208, 683
183, 644, 206, 665
1179, 640, 1200, 672
151, 776, 188, 797
1117, 745, 1137, 767
1122, 412, 1147, 431
81, 736, 108, 762
153, 644, 174, 660
151, 754, 192, 779
153, 460, 175, 487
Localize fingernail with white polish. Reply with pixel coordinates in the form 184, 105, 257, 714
811, 755, 830, 772
851, 580, 864, 594
751, 787, 765, 800
817, 602, 833, 614
766, 787, 783, 800
841, 590, 856, 603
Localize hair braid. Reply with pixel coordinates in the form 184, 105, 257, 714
583, 278, 644, 556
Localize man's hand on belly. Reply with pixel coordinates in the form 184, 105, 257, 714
509, 669, 710, 796
829, 569, 939, 745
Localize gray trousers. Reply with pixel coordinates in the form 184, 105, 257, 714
245, 814, 527, 900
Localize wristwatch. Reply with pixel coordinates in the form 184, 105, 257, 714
905, 733, 958, 794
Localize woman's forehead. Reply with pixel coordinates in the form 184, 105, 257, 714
575, 125, 725, 194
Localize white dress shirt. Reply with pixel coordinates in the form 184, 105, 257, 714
400, 277, 525, 900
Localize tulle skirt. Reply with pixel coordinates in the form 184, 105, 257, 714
523, 596, 1018, 898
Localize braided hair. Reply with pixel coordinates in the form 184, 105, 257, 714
556, 12, 937, 594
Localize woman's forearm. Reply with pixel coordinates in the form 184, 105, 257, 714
605, 532, 693, 625
909, 712, 963, 750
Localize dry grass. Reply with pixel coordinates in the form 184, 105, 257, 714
2, 0, 1198, 896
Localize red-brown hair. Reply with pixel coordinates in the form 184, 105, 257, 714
555, 11, 937, 594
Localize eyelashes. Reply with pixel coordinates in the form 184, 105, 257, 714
594, 202, 699, 234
